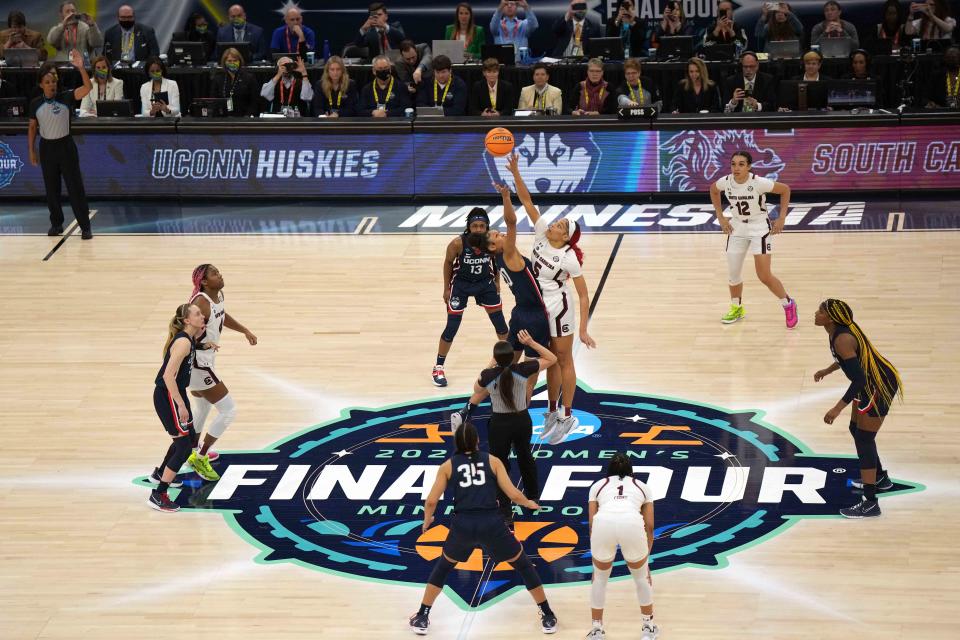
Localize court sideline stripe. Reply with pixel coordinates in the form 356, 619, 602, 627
588, 233, 623, 320
41, 210, 97, 262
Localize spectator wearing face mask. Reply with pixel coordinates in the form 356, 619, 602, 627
103, 4, 159, 63
216, 4, 267, 62
212, 48, 260, 117
359, 55, 411, 117
184, 12, 217, 62
260, 55, 312, 114
139, 56, 180, 117
416, 54, 467, 115
79, 55, 124, 117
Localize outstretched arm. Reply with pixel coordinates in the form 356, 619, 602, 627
506, 154, 540, 223
493, 176, 523, 271
225, 313, 257, 345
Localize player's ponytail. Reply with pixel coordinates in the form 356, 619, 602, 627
823, 298, 903, 408
607, 452, 633, 479
189, 264, 211, 302
493, 340, 517, 413
163, 303, 192, 355
566, 220, 584, 266
455, 420, 481, 462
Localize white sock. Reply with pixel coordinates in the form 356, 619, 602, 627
592, 619, 603, 629
642, 614, 654, 623
590, 566, 611, 609
191, 395, 213, 437
780, 297, 791, 307
731, 297, 741, 306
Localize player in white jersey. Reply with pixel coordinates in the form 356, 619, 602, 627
505, 156, 597, 445
709, 150, 799, 329
585, 453, 659, 640
184, 264, 257, 481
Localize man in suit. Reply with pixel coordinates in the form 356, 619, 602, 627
518, 62, 563, 113
723, 51, 776, 112
358, 54, 411, 117
395, 40, 432, 99
552, 0, 603, 58
216, 4, 267, 61
416, 55, 467, 115
103, 4, 159, 63
470, 57, 515, 115
356, 2, 405, 58
270, 5, 316, 56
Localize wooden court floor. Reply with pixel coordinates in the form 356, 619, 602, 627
0, 229, 958, 639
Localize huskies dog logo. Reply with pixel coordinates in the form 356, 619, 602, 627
659, 130, 786, 192
484, 131, 602, 194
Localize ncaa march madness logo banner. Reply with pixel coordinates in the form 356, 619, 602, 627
134, 385, 922, 609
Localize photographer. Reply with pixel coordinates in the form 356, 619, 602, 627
704, 0, 748, 49
0, 11, 48, 61
356, 2, 405, 57
810, 1, 859, 49
552, 0, 602, 58
395, 39, 432, 98
260, 55, 312, 115
139, 57, 180, 117
48, 2, 102, 62
605, 1, 646, 58
755, 2, 803, 53
490, 0, 538, 50
723, 51, 775, 112
652, 0, 694, 49
905, 0, 955, 41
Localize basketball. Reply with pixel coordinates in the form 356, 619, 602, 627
484, 127, 515, 157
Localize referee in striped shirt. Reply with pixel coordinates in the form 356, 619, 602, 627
453, 330, 556, 526
28, 50, 93, 239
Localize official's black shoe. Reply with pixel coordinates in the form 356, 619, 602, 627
840, 498, 881, 519
851, 472, 893, 491
80, 229, 93, 240
539, 610, 558, 634
149, 467, 183, 488
47, 225, 63, 236
409, 613, 429, 635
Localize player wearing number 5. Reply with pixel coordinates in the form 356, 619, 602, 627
433, 209, 507, 387
709, 151, 798, 328
409, 421, 559, 635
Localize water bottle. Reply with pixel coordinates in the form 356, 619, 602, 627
322, 39, 331, 62
518, 46, 529, 65
735, 39, 743, 61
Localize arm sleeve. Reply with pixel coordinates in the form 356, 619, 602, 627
810, 23, 824, 45
88, 22, 103, 48
300, 79, 314, 102
478, 367, 501, 388
260, 78, 277, 101
844, 21, 859, 48
490, 11, 501, 39
788, 13, 803, 37
526, 9, 538, 32
167, 81, 181, 117
516, 360, 540, 377
840, 357, 867, 403
47, 24, 65, 48
139, 82, 150, 116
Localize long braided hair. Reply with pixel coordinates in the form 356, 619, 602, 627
823, 299, 903, 407
189, 264, 211, 301
163, 303, 193, 354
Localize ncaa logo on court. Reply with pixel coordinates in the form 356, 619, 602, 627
134, 384, 922, 609
0, 142, 24, 189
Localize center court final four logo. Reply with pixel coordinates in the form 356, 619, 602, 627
134, 385, 922, 609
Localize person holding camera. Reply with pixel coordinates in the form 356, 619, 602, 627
811, 1, 859, 48
552, 1, 602, 58
905, 0, 955, 41
270, 6, 315, 56
606, 1, 645, 58
27, 53, 93, 239
139, 57, 180, 117
358, 55, 411, 117
723, 51, 775, 112
490, 0, 538, 51
395, 39, 432, 97
416, 54, 467, 115
652, 0, 694, 48
356, 2, 405, 57
755, 2, 803, 53
48, 2, 102, 62
0, 11, 48, 60
260, 55, 312, 115
518, 62, 562, 113
704, 0, 748, 49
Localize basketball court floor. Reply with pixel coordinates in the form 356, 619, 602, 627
1, 202, 958, 639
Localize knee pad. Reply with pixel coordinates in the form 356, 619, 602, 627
167, 435, 193, 472
726, 250, 747, 286
440, 312, 463, 343
488, 309, 508, 335
207, 395, 237, 438
509, 553, 542, 591
428, 556, 456, 588
590, 565, 612, 609
629, 566, 654, 607
853, 428, 878, 469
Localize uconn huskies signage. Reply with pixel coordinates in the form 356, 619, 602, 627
134, 385, 921, 609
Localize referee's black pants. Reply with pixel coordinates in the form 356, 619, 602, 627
488, 410, 539, 515
39, 136, 90, 231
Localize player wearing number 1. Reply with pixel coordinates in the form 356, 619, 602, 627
409, 421, 559, 635
709, 151, 798, 328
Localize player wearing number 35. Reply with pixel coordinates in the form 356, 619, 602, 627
709, 151, 798, 328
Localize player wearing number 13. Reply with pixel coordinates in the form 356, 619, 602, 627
709, 151, 798, 328
409, 421, 558, 635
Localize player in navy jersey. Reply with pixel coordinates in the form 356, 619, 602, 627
814, 299, 903, 518
148, 303, 209, 512
408, 421, 558, 635
433, 209, 508, 387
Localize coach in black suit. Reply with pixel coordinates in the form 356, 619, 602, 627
215, 4, 267, 61
102, 5, 159, 63
723, 51, 777, 112
469, 58, 516, 116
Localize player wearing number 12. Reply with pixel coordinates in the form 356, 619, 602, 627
409, 421, 558, 635
709, 151, 798, 328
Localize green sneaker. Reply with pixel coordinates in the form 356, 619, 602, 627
187, 451, 220, 481
721, 304, 746, 324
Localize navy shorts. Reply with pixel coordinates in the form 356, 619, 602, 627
442, 511, 522, 563
448, 280, 502, 315
508, 306, 550, 357
153, 385, 193, 437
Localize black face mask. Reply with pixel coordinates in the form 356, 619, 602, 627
375, 69, 391, 80
119, 20, 135, 30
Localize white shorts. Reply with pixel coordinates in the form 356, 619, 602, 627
726, 228, 772, 256
544, 288, 575, 338
189, 354, 221, 391
590, 511, 648, 563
